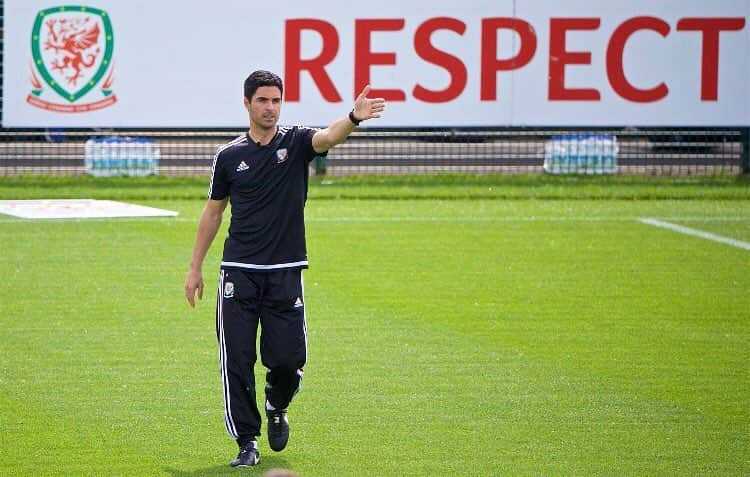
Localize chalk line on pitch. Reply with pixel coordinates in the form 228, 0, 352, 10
638, 218, 750, 251
0, 215, 750, 224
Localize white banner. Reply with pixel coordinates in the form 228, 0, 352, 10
2, 0, 748, 127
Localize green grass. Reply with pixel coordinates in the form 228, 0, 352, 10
0, 174, 748, 200
0, 177, 748, 475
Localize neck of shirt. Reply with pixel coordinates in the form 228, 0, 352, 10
247, 126, 278, 147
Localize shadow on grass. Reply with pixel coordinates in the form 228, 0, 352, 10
164, 455, 292, 476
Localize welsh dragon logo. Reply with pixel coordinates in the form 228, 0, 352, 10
28, 5, 116, 113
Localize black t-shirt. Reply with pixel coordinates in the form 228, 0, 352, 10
208, 125, 325, 271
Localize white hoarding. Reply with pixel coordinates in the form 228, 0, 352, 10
2, 0, 748, 127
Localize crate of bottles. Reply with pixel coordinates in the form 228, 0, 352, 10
84, 137, 160, 177
544, 133, 618, 175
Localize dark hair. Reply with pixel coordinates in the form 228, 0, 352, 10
244, 70, 283, 100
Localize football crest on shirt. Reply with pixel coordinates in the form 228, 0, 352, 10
275, 148, 288, 163
224, 281, 235, 298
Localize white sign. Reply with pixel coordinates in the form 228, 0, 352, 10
0, 199, 178, 219
2, 0, 748, 127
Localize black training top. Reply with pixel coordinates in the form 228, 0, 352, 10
208, 125, 325, 271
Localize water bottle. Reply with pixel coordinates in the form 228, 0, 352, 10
106, 137, 116, 175
150, 139, 160, 175
136, 139, 147, 175
553, 136, 563, 174
544, 136, 559, 174
111, 137, 120, 175
610, 135, 619, 174
564, 134, 574, 174
559, 134, 568, 174
125, 138, 134, 175
84, 138, 95, 174
576, 134, 588, 174
602, 134, 618, 174
98, 137, 109, 175
584, 134, 595, 175
119, 138, 129, 175
594, 135, 604, 175
116, 138, 126, 175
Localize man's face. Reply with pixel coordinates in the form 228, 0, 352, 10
245, 86, 282, 129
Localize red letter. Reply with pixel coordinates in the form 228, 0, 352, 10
481, 18, 537, 101
285, 19, 342, 102
355, 19, 406, 101
548, 18, 601, 101
677, 17, 746, 101
607, 17, 670, 103
413, 17, 468, 103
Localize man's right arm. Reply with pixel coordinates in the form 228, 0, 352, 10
184, 198, 228, 308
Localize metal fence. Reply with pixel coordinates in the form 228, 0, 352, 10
0, 127, 746, 176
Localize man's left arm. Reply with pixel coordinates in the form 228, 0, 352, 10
312, 85, 386, 154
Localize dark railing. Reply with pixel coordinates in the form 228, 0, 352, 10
0, 127, 745, 176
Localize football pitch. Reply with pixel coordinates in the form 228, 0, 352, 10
0, 176, 748, 476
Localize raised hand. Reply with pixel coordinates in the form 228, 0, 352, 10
353, 85, 386, 121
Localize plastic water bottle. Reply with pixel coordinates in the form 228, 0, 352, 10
133, 138, 143, 175
109, 137, 119, 174
139, 139, 153, 176
119, 138, 129, 175
564, 134, 574, 174
138, 139, 148, 175
584, 134, 595, 175
109, 138, 118, 175
560, 134, 572, 174
575, 134, 585, 174
544, 135, 560, 174
96, 138, 106, 175
552, 136, 562, 174
117, 138, 127, 175
150, 139, 160, 175
84, 138, 94, 174
593, 135, 604, 174
98, 138, 108, 174
602, 135, 618, 174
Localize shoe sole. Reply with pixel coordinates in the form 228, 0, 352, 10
231, 460, 260, 467
230, 457, 260, 467
268, 424, 289, 451
269, 431, 289, 452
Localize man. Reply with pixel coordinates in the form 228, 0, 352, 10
184, 70, 385, 467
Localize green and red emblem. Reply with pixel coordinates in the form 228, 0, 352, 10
28, 5, 116, 113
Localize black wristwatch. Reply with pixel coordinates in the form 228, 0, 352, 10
348, 109, 362, 126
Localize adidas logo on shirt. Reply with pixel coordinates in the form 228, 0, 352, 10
294, 297, 303, 308
236, 161, 249, 172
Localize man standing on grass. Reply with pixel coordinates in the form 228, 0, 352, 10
184, 70, 385, 467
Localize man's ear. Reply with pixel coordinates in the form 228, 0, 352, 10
243, 97, 250, 110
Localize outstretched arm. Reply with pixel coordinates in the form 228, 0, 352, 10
184, 198, 228, 307
312, 85, 385, 154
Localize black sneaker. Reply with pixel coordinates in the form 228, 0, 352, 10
267, 409, 290, 452
230, 441, 260, 467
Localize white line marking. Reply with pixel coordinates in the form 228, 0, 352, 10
638, 218, 750, 251
0, 216, 749, 224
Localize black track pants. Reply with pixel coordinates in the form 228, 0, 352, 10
216, 267, 307, 445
